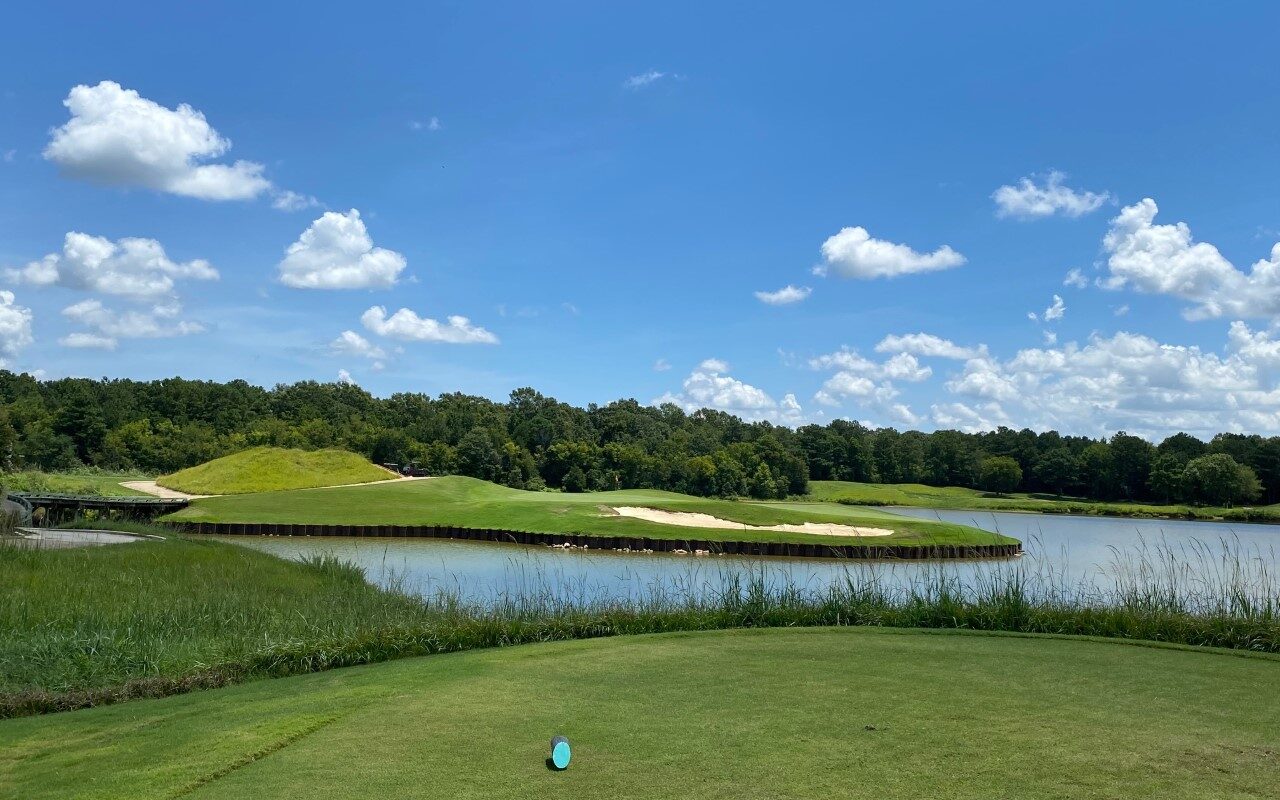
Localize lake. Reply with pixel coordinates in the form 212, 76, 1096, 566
218, 507, 1280, 608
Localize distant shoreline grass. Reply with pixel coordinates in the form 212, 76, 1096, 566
807, 479, 1280, 524
165, 475, 1005, 548
1, 519, 1275, 718
1, 469, 150, 497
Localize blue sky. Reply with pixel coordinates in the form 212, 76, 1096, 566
2, 3, 1279, 439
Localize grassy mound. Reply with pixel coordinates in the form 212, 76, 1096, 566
168, 475, 1008, 547
807, 479, 1280, 523
157, 447, 394, 495
5, 628, 1279, 799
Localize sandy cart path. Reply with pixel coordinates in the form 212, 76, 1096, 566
121, 475, 434, 500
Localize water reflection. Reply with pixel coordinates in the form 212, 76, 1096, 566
217, 508, 1280, 609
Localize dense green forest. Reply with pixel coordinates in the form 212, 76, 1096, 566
0, 371, 1274, 506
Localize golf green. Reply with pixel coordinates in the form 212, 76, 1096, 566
3, 628, 1277, 799
167, 475, 1007, 547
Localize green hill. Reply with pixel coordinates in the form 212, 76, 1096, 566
157, 447, 395, 495
6, 628, 1278, 799
167, 475, 1012, 547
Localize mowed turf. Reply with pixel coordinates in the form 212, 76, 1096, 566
157, 447, 396, 495
3, 628, 1278, 800
167, 476, 1009, 547
806, 479, 1274, 520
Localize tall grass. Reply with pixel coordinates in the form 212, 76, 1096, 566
1, 522, 1276, 718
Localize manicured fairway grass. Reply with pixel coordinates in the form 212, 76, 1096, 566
807, 479, 1280, 522
168, 475, 1008, 547
157, 446, 396, 495
3, 627, 1278, 800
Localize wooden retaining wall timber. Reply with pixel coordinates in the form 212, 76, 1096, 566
168, 521, 1022, 560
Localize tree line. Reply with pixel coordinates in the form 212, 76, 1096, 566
0, 370, 1274, 506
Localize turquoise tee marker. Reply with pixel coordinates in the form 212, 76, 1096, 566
550, 736, 571, 770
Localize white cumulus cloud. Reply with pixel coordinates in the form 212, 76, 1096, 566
59, 332, 116, 350
654, 358, 801, 423
0, 291, 34, 366
931, 325, 1280, 438
60, 299, 205, 350
361, 306, 498, 344
330, 330, 386, 361
1100, 198, 1280, 320
754, 284, 811, 305
279, 210, 407, 289
5, 232, 217, 299
271, 190, 321, 212
816, 226, 964, 279
992, 171, 1111, 219
1063, 268, 1089, 289
1030, 294, 1066, 323
44, 81, 270, 201
874, 332, 985, 360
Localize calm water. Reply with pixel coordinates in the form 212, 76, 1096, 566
217, 508, 1280, 606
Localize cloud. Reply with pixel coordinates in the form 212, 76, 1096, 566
361, 306, 498, 344
754, 285, 811, 305
330, 330, 386, 361
874, 332, 985, 360
992, 171, 1111, 219
653, 358, 671, 372
59, 332, 116, 350
271, 190, 321, 212
3, 149, 15, 163
928, 324, 1280, 438
408, 116, 442, 132
60, 298, 205, 349
930, 401, 1012, 434
5, 232, 217, 299
278, 210, 407, 289
1063, 268, 1089, 289
809, 348, 932, 383
807, 346, 931, 425
44, 81, 270, 200
655, 359, 801, 423
337, 369, 357, 385
0, 291, 34, 366
816, 227, 964, 279
1030, 294, 1066, 323
624, 70, 676, 89
1101, 198, 1280, 320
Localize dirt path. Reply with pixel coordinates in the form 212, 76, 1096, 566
121, 475, 434, 500
120, 481, 213, 500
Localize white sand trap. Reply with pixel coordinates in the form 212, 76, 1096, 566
609, 507, 894, 537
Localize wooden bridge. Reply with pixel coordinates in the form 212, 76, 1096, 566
12, 493, 188, 524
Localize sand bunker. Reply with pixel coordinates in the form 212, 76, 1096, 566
609, 507, 894, 537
